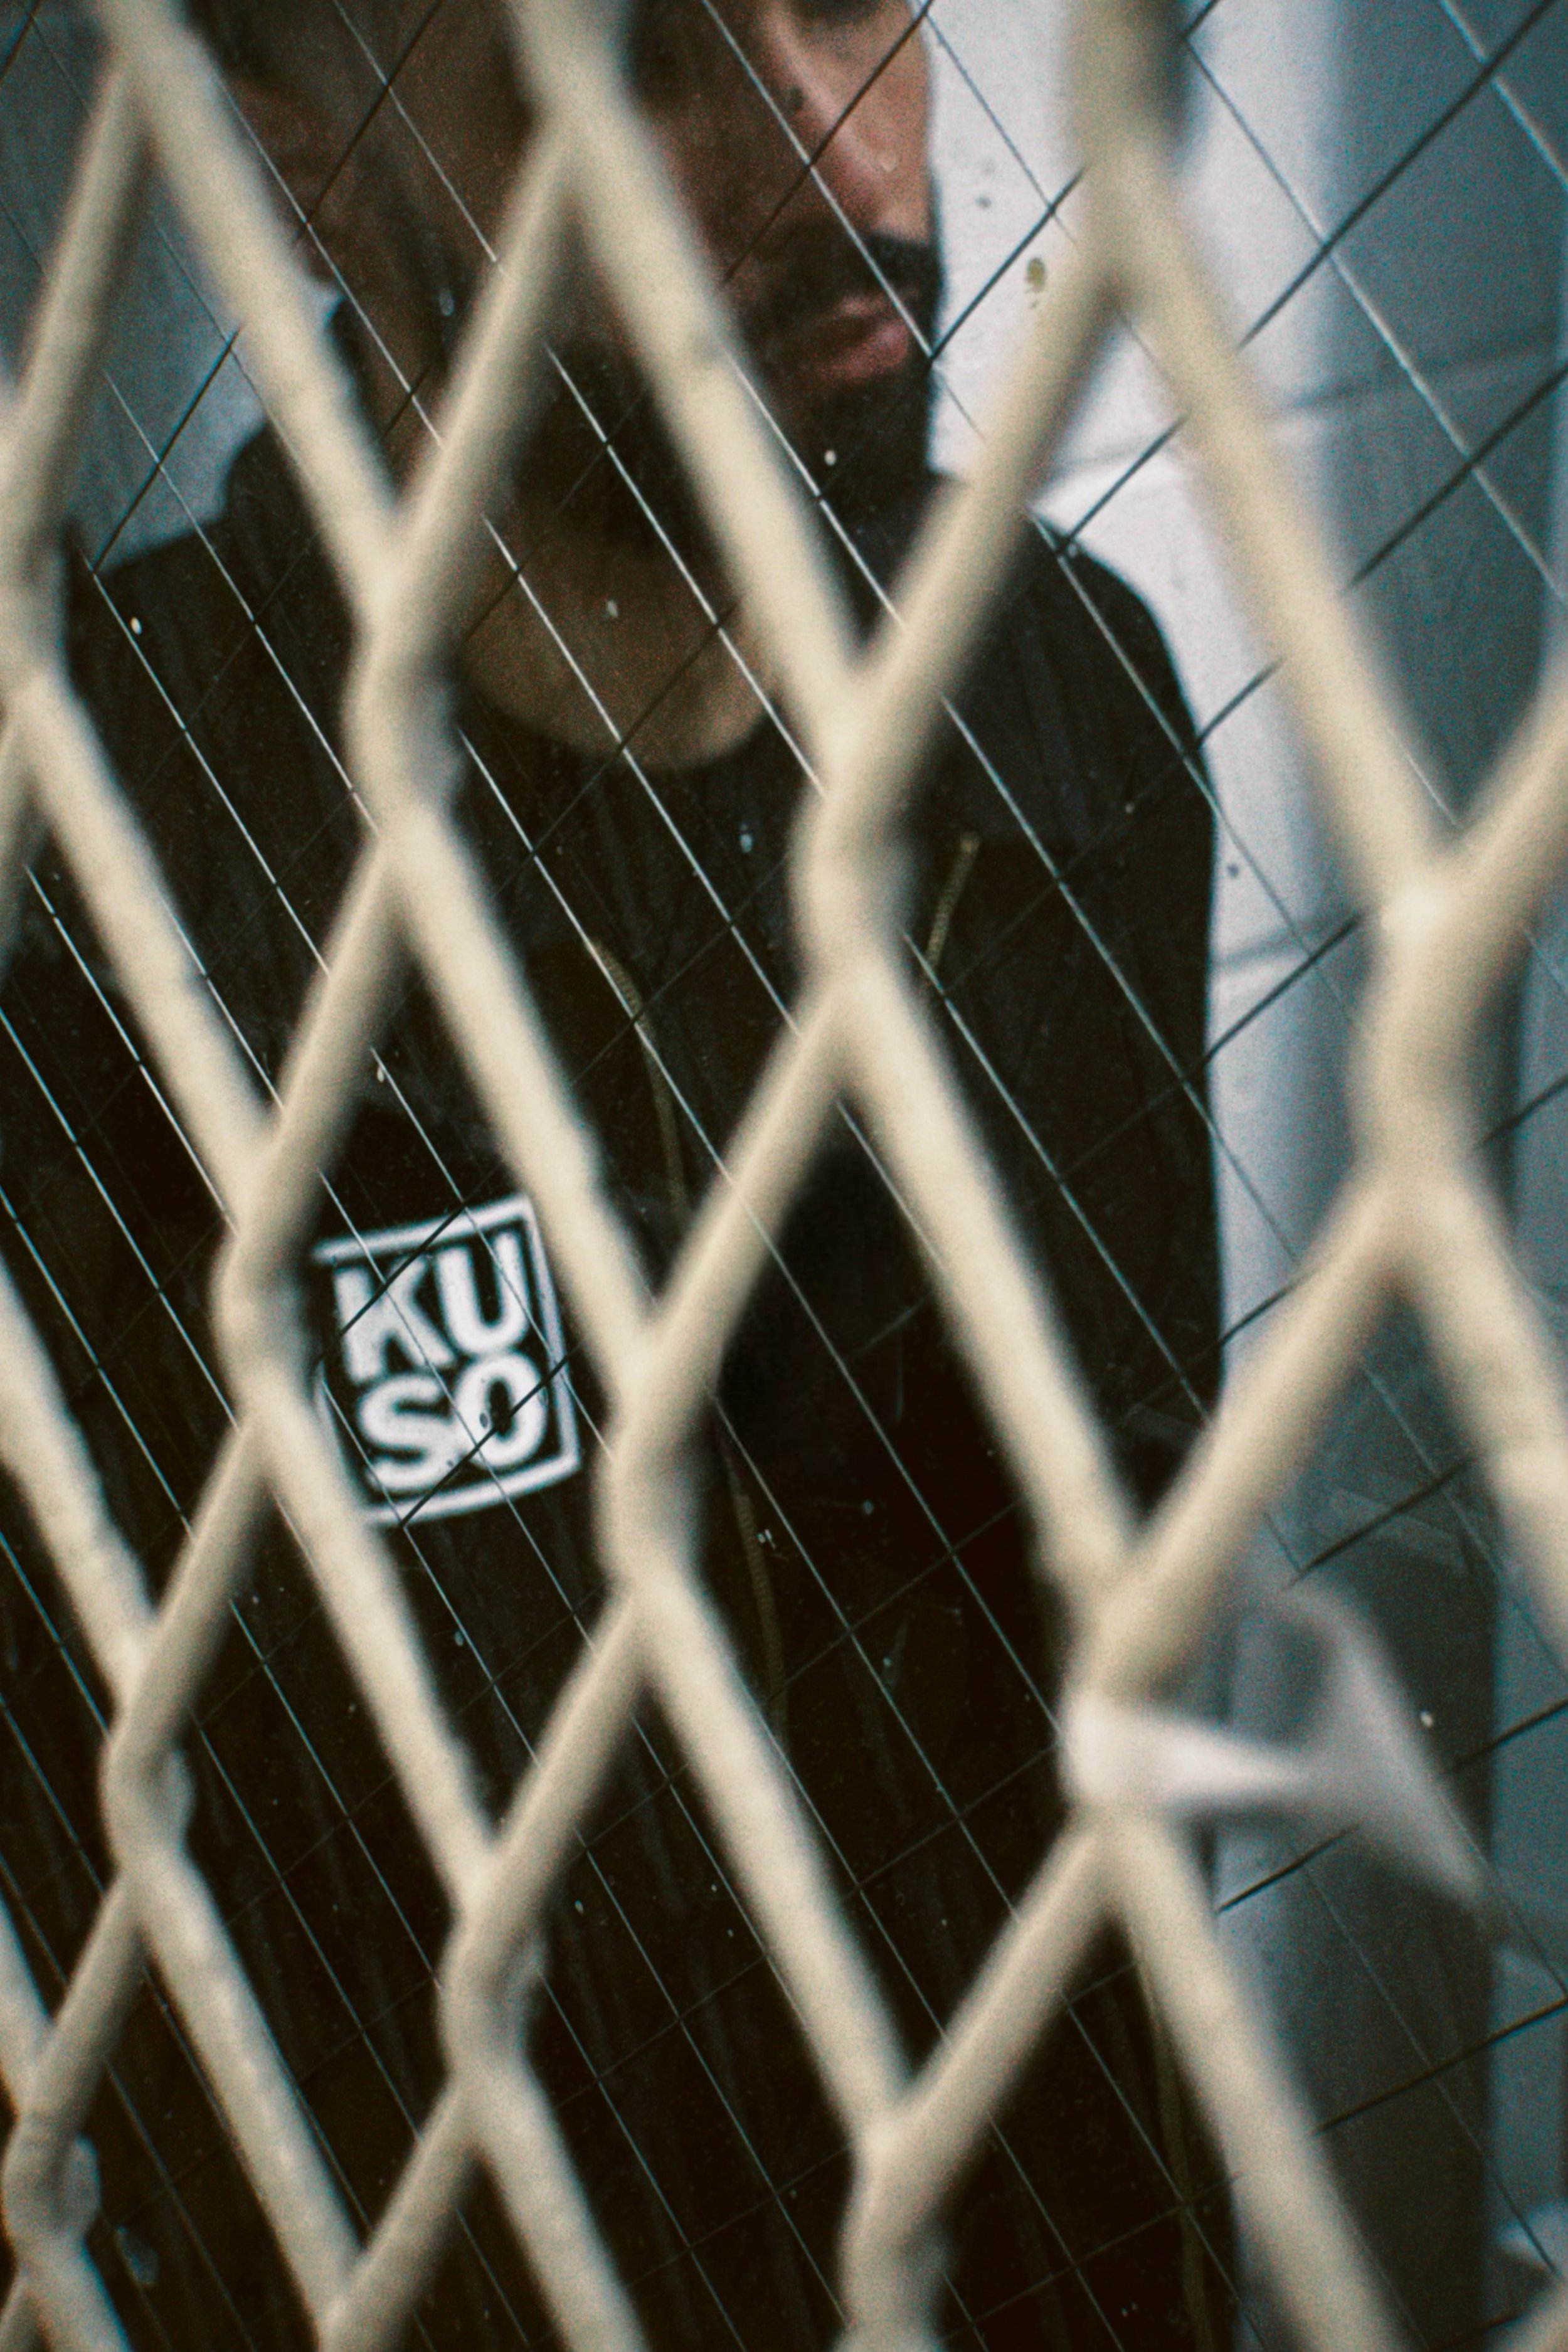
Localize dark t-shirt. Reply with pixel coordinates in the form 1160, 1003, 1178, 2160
1, 433, 1225, 2347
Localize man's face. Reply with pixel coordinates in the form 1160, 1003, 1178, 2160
632, 0, 938, 510
273, 0, 938, 541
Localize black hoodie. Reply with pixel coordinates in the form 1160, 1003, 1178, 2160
0, 428, 1225, 2349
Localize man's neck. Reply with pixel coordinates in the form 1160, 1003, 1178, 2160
462, 494, 773, 772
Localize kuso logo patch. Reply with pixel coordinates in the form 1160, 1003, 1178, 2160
310, 1194, 580, 1523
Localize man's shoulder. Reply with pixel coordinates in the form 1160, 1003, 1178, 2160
943, 479, 1190, 728
874, 469, 1195, 733
885, 474, 1200, 857
59, 434, 363, 1052
880, 466, 1177, 636
68, 430, 349, 729
67, 433, 354, 842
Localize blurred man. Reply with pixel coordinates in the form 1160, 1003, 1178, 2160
1, 2, 1224, 2343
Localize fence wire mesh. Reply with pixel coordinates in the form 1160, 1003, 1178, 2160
0, 0, 1564, 2348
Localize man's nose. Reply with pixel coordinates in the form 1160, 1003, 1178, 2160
750, 13, 899, 231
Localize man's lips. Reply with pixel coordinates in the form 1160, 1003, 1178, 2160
756, 290, 914, 396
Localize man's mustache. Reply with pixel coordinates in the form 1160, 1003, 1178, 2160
740, 226, 943, 360
508, 220, 942, 553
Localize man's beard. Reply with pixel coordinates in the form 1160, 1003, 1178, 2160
512, 225, 944, 568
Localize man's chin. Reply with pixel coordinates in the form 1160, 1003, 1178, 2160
514, 337, 931, 573
787, 356, 933, 539
514, 356, 721, 571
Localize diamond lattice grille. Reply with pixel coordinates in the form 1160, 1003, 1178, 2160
0, 3, 1563, 2348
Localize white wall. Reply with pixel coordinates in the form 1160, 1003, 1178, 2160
927, 1, 1566, 2335
0, 2, 260, 563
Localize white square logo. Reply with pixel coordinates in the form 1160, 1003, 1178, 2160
310, 1194, 580, 1524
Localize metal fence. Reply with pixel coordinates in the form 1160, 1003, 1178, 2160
0, 1, 1564, 2346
